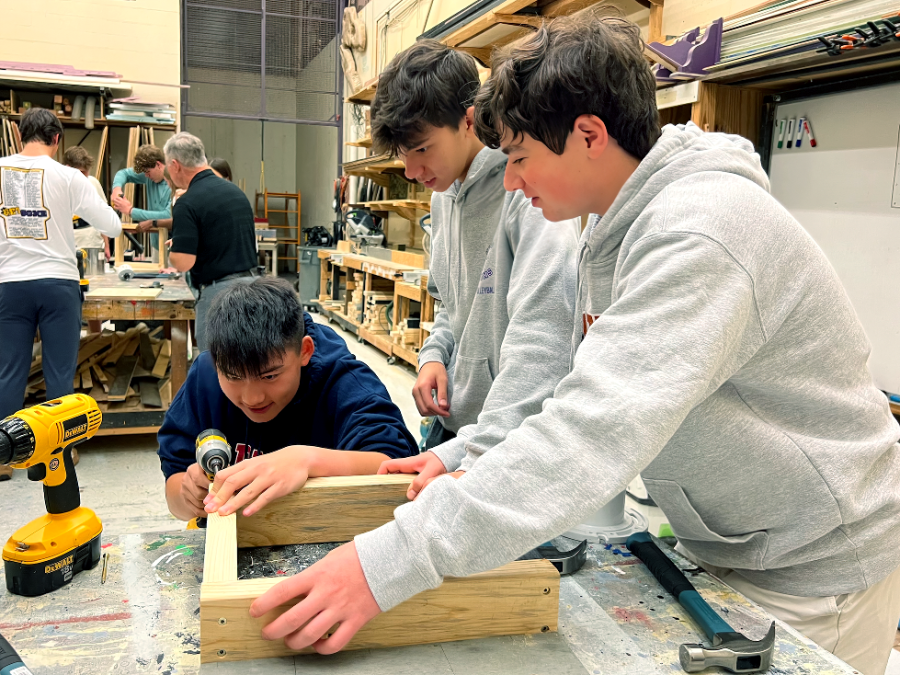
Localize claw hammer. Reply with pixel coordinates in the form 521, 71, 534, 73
626, 532, 775, 673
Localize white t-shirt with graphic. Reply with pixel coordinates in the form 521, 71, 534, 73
0, 154, 121, 283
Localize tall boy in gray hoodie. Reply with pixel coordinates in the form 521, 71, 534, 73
244, 16, 900, 673
370, 40, 581, 497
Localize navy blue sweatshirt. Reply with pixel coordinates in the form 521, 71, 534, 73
158, 315, 418, 479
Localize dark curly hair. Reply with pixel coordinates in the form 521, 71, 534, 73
474, 14, 660, 160
371, 39, 480, 156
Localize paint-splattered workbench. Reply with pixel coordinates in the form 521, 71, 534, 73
0, 531, 858, 674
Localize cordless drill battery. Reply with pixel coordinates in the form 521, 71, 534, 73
0, 396, 104, 597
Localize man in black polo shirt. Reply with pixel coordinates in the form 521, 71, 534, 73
164, 132, 258, 351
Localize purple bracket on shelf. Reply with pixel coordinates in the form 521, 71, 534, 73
647, 19, 723, 83
646, 27, 701, 70
674, 18, 723, 78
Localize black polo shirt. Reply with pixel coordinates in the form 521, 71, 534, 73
171, 170, 258, 286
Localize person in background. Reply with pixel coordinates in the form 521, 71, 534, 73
165, 132, 258, 351
63, 146, 111, 260
110, 144, 172, 256
209, 158, 233, 182
0, 108, 121, 480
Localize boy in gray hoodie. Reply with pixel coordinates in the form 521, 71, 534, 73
245, 16, 900, 673
370, 40, 581, 498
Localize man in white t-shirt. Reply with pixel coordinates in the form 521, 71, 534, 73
0, 108, 121, 459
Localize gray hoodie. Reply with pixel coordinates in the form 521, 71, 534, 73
420, 147, 580, 471
357, 123, 900, 611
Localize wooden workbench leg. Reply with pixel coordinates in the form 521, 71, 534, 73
115, 233, 124, 267
159, 227, 169, 268
170, 320, 188, 396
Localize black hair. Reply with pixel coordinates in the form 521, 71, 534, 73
474, 14, 660, 160
19, 108, 64, 146
371, 39, 480, 156
209, 157, 233, 181
207, 277, 306, 378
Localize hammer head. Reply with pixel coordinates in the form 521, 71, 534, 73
679, 622, 775, 673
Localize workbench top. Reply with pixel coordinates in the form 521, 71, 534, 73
85, 271, 196, 304
0, 532, 856, 674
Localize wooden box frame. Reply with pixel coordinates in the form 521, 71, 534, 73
200, 475, 560, 663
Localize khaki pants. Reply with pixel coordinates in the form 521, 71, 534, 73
678, 544, 900, 675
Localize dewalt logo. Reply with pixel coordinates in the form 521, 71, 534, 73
64, 423, 87, 440
45, 555, 74, 574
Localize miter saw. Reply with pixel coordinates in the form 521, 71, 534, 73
345, 209, 384, 247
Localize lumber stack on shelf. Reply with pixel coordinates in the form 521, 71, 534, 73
391, 319, 421, 348
25, 324, 174, 411
349, 272, 365, 322
362, 291, 393, 333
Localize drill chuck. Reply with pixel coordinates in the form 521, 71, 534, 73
0, 417, 36, 466
196, 429, 233, 480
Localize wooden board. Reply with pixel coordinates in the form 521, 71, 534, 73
236, 475, 413, 548
107, 355, 139, 402
139, 381, 162, 408
151, 340, 171, 378
204, 488, 237, 584
139, 331, 155, 370
200, 559, 558, 663
84, 288, 163, 300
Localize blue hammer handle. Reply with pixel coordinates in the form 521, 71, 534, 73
626, 532, 733, 640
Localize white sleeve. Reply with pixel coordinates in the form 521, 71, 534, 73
71, 171, 121, 236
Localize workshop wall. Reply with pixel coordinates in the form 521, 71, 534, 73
183, 117, 298, 201
661, 0, 761, 39
0, 0, 181, 110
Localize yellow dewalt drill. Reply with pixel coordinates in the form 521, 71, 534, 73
1, 395, 103, 596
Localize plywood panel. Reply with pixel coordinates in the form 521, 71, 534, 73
84, 288, 163, 299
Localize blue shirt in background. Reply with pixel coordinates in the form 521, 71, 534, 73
112, 168, 172, 222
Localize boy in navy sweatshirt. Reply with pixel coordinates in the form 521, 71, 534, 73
158, 277, 417, 521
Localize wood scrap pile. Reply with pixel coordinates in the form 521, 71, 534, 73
26, 324, 173, 410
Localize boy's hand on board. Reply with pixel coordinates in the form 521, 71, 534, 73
251, 541, 381, 653
378, 451, 449, 500
203, 446, 313, 517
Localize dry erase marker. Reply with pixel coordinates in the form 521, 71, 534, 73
803, 118, 817, 147
786, 118, 796, 148
777, 119, 786, 148
795, 117, 805, 147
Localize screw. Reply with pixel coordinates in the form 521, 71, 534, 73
217, 649, 226, 657
541, 626, 550, 633
218, 618, 227, 625
542, 587, 550, 594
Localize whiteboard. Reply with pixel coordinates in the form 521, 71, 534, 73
769, 82, 900, 393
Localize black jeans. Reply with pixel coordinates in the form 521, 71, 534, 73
0, 279, 82, 418
424, 418, 457, 451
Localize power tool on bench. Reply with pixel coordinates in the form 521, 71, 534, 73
189, 429, 234, 529
0, 631, 33, 675
1, 395, 103, 597
75, 248, 90, 298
